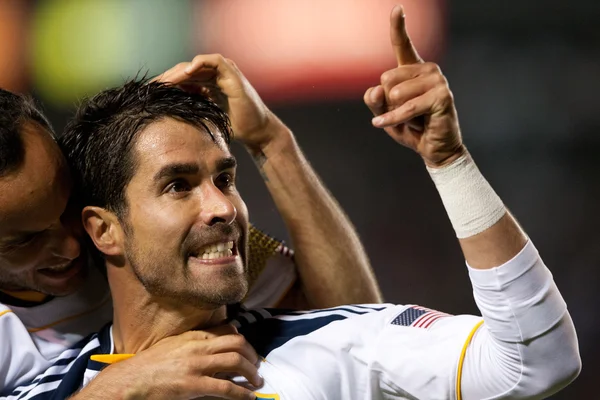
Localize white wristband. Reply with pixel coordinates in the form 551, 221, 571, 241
426, 153, 506, 238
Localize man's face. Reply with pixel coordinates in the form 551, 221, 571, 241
0, 122, 85, 296
119, 118, 249, 307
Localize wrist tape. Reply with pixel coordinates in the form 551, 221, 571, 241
426, 153, 506, 238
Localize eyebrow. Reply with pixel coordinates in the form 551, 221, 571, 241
153, 163, 200, 182
216, 157, 237, 172
1, 230, 43, 247
153, 157, 237, 182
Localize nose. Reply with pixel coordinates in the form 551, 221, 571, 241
199, 183, 237, 226
51, 224, 81, 261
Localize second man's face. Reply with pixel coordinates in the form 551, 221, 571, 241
0, 123, 85, 296
119, 118, 249, 307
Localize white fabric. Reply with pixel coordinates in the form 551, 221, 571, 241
0, 266, 112, 394
427, 153, 506, 238
3, 241, 580, 399
243, 251, 297, 309
0, 255, 296, 394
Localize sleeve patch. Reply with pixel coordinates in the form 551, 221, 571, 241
391, 306, 450, 329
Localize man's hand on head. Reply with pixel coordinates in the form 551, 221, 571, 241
155, 54, 288, 154
73, 324, 261, 400
364, 5, 465, 168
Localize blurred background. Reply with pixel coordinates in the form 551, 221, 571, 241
1, 0, 597, 398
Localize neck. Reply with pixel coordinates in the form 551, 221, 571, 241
108, 264, 228, 354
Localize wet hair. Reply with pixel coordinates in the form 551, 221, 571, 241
0, 89, 54, 177
59, 79, 233, 217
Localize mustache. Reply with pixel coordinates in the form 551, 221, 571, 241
182, 222, 243, 253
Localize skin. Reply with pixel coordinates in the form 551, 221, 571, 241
1, 54, 381, 398
364, 5, 527, 269
158, 54, 382, 308
80, 118, 260, 399
0, 122, 84, 296
75, 8, 527, 398
16, 5, 526, 400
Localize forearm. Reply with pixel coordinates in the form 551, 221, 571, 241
427, 150, 527, 269
427, 151, 580, 397
248, 116, 381, 307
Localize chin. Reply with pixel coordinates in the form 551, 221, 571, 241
183, 277, 249, 308
39, 267, 87, 297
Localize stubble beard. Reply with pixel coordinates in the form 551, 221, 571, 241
125, 238, 249, 309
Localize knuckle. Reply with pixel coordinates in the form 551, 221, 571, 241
402, 100, 416, 112
213, 379, 234, 395
433, 73, 447, 86
218, 333, 244, 351
226, 351, 245, 366
184, 330, 206, 341
439, 86, 453, 99
380, 70, 396, 86
174, 62, 187, 70
423, 62, 441, 74
189, 342, 209, 356
389, 86, 404, 102
436, 87, 454, 105
228, 333, 247, 348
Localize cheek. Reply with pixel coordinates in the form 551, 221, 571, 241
0, 242, 52, 272
128, 203, 193, 250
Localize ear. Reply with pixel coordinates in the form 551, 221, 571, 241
81, 206, 125, 257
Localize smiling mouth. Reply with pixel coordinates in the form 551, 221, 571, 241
37, 260, 79, 277
190, 241, 235, 260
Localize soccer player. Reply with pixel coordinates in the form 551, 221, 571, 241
5, 6, 580, 400
0, 53, 380, 396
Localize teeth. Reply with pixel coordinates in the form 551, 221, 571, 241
200, 249, 233, 260
43, 264, 71, 272
195, 241, 234, 258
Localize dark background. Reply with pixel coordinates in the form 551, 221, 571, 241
2, 1, 597, 398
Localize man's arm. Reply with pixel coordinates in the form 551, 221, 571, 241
246, 117, 381, 308
157, 57, 382, 308
365, 6, 580, 398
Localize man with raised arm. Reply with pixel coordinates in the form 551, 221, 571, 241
4, 6, 580, 400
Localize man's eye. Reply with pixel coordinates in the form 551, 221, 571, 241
166, 179, 192, 193
216, 173, 234, 189
7, 235, 37, 250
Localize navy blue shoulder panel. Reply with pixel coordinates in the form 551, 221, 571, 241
26, 325, 111, 400
236, 306, 388, 357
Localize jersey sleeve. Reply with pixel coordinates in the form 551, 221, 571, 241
370, 306, 482, 399
459, 240, 580, 399
242, 225, 297, 309
371, 241, 579, 400
0, 307, 50, 395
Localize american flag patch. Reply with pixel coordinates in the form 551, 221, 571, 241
391, 306, 450, 329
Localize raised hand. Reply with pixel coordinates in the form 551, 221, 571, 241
155, 55, 279, 153
364, 5, 464, 167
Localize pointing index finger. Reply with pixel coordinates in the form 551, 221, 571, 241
390, 5, 423, 65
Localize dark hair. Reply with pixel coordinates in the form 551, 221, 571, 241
0, 89, 54, 177
59, 79, 233, 217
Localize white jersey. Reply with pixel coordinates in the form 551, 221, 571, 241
2, 241, 580, 400
0, 228, 296, 394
